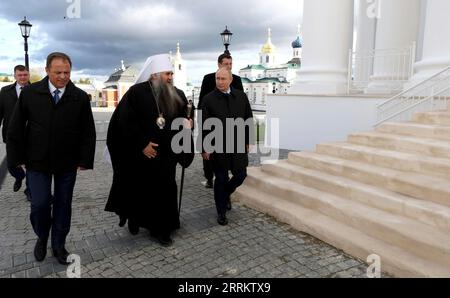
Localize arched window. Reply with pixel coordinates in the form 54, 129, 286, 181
179, 64, 182, 71
266, 56, 269, 63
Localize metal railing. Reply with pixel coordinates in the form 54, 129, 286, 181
375, 66, 450, 126
347, 43, 416, 94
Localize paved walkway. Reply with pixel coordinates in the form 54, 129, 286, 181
0, 142, 383, 278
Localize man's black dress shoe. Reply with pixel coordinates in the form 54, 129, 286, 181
217, 214, 228, 226
13, 179, 22, 192
53, 247, 71, 265
34, 238, 47, 262
34, 238, 48, 262
158, 234, 173, 247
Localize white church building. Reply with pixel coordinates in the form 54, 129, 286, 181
239, 28, 302, 111
102, 43, 190, 107
266, 0, 450, 151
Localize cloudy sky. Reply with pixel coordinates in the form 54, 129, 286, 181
0, 0, 304, 85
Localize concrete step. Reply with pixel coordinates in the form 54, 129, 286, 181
348, 131, 450, 159
316, 142, 450, 180
413, 111, 450, 126
243, 167, 450, 268
233, 183, 450, 277
260, 160, 450, 232
288, 151, 450, 207
377, 122, 450, 141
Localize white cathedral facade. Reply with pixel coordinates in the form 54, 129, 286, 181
239, 28, 302, 111
266, 0, 450, 151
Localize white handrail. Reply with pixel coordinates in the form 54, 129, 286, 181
375, 85, 450, 126
377, 66, 450, 108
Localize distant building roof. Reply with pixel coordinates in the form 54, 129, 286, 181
105, 65, 140, 84
243, 77, 286, 84
283, 60, 301, 68
240, 64, 267, 71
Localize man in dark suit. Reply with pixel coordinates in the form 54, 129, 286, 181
198, 53, 244, 189
0, 65, 31, 199
7, 52, 96, 265
201, 68, 253, 226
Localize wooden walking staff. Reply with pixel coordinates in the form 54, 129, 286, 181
178, 100, 194, 216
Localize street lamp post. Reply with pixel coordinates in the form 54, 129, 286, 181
220, 26, 233, 54
18, 16, 32, 70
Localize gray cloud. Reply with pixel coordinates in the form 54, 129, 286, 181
0, 0, 302, 82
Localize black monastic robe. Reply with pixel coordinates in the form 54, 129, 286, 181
105, 82, 194, 236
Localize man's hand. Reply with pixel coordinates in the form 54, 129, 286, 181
201, 153, 210, 161
78, 166, 87, 171
143, 142, 159, 159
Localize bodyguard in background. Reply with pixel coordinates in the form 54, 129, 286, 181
7, 52, 96, 265
198, 53, 244, 189
0, 65, 31, 199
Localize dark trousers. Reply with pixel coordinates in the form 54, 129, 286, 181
203, 159, 214, 181
27, 170, 77, 250
213, 168, 247, 216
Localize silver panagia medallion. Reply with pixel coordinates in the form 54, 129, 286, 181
156, 114, 166, 129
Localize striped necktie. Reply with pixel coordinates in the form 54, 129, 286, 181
53, 89, 61, 104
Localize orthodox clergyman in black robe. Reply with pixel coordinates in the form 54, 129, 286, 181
105, 54, 194, 246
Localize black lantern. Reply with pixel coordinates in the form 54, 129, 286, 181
18, 16, 32, 70
220, 26, 233, 54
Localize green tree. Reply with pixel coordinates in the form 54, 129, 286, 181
30, 74, 43, 83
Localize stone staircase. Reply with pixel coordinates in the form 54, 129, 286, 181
234, 108, 450, 277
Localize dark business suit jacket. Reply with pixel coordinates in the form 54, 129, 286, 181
0, 82, 19, 143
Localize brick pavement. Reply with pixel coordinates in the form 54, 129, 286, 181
0, 142, 388, 278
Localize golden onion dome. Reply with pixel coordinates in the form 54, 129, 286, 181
261, 28, 276, 54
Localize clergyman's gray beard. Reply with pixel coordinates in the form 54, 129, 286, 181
152, 79, 183, 119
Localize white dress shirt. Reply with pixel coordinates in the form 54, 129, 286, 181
48, 81, 66, 99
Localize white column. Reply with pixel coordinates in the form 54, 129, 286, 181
365, 0, 420, 94
410, 0, 450, 83
354, 0, 377, 83
289, 0, 354, 95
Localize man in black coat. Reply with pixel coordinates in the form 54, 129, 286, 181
0, 65, 30, 198
105, 53, 194, 247
7, 52, 96, 265
198, 53, 244, 189
200, 68, 253, 226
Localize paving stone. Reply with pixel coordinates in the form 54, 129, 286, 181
0, 142, 385, 278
